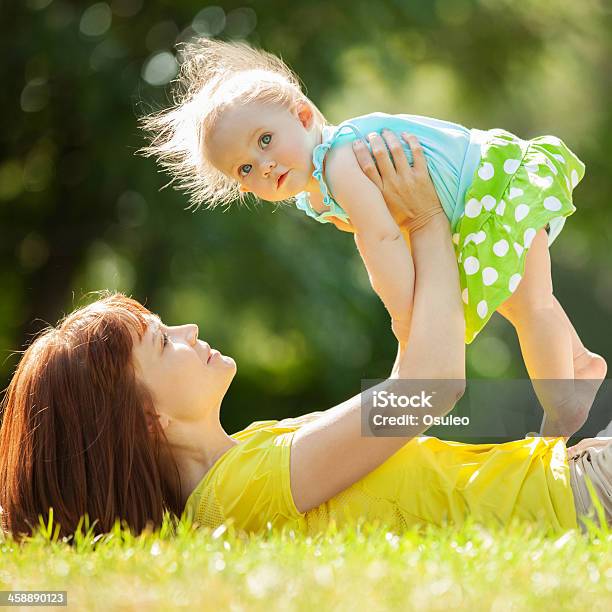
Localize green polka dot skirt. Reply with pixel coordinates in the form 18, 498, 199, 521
454, 129, 585, 344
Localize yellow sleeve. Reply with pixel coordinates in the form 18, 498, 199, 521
203, 425, 307, 534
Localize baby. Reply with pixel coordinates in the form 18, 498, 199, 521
140, 39, 607, 437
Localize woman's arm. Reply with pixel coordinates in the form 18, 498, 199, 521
289, 143, 466, 514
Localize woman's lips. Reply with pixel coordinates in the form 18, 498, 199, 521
207, 349, 220, 364
277, 171, 289, 189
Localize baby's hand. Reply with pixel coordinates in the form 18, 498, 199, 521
352, 131, 443, 232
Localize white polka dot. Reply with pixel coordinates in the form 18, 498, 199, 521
543, 196, 562, 211
478, 162, 495, 180
509, 273, 522, 293
503, 159, 521, 174
524, 162, 539, 173
481, 195, 496, 211
508, 187, 523, 200
514, 242, 524, 257
503, 224, 511, 232
565, 176, 571, 191
493, 239, 509, 256
540, 175, 554, 189
545, 158, 558, 175
523, 227, 537, 248
515, 204, 530, 222
495, 199, 506, 216
482, 267, 498, 286
477, 300, 488, 319
464, 256, 480, 275
529, 173, 553, 188
552, 154, 566, 163
571, 169, 579, 188
471, 230, 487, 245
462, 288, 469, 304
452, 233, 460, 245
465, 198, 482, 218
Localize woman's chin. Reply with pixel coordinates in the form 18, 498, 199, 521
219, 354, 237, 373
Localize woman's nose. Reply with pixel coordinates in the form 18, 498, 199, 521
179, 324, 199, 345
187, 323, 200, 344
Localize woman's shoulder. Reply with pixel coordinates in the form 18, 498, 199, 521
234, 411, 326, 439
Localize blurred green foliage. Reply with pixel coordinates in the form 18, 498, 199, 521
1, 0, 610, 434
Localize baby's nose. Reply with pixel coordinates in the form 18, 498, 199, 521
261, 159, 276, 177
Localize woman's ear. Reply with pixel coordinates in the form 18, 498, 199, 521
295, 101, 314, 130
146, 411, 170, 433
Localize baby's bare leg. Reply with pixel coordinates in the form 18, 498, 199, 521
497, 229, 591, 436
552, 296, 607, 382
551, 296, 608, 436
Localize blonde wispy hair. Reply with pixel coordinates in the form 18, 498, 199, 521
139, 38, 327, 210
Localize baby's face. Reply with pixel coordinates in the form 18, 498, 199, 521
204, 100, 317, 201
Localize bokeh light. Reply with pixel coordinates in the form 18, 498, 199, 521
142, 51, 178, 86
79, 3, 112, 38
192, 6, 226, 36
468, 336, 512, 377
18, 233, 50, 271
110, 0, 143, 18
82, 241, 135, 292
116, 191, 148, 228
20, 78, 49, 113
224, 8, 257, 39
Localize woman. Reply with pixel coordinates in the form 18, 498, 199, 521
0, 135, 609, 540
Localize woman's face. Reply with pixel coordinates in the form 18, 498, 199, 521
131, 315, 237, 424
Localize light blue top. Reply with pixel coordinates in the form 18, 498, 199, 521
295, 112, 490, 232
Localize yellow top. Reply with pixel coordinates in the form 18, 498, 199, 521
184, 412, 577, 534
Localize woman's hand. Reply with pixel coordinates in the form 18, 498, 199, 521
351, 131, 443, 232
567, 436, 612, 459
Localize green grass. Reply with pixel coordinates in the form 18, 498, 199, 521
1, 514, 611, 611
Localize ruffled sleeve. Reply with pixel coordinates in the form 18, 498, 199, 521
294, 123, 366, 225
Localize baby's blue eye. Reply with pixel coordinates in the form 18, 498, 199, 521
259, 133, 272, 147
239, 164, 252, 177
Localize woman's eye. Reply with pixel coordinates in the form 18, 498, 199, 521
239, 164, 252, 177
162, 332, 169, 348
259, 133, 272, 148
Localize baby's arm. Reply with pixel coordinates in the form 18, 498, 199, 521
325, 144, 415, 340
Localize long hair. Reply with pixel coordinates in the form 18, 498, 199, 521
0, 293, 183, 541
139, 38, 327, 210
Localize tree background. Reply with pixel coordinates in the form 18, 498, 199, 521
1, 0, 610, 436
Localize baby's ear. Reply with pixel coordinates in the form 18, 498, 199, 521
295, 101, 314, 129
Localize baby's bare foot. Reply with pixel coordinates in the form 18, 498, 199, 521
542, 350, 608, 437
574, 349, 607, 381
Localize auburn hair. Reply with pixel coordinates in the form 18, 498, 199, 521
0, 292, 183, 541
139, 38, 327, 210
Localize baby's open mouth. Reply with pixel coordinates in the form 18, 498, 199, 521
277, 171, 289, 189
